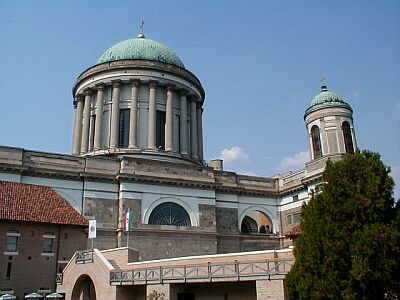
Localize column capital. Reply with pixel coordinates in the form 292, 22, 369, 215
149, 81, 158, 89
84, 89, 93, 96
95, 83, 105, 91
112, 80, 121, 88
167, 85, 175, 93
189, 95, 200, 103
76, 94, 84, 101
180, 89, 189, 97
130, 79, 140, 87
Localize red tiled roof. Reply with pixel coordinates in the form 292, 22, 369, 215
0, 181, 88, 226
284, 224, 301, 238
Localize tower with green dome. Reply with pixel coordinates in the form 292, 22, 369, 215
71, 33, 205, 165
304, 83, 357, 160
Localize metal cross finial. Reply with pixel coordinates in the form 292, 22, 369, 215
140, 20, 145, 34
321, 77, 327, 90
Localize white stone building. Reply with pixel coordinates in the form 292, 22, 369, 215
0, 33, 357, 261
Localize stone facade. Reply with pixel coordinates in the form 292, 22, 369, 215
216, 207, 239, 234
0, 144, 330, 259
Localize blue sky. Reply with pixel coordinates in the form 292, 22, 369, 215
0, 1, 399, 198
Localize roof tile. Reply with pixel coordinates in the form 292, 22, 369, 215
0, 181, 88, 226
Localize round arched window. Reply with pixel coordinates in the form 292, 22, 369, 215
148, 202, 191, 226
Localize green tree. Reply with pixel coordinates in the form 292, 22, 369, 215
285, 151, 400, 300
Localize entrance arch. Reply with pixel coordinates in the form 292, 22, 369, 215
240, 208, 273, 234
71, 274, 97, 300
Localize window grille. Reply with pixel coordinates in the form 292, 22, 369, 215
148, 202, 191, 226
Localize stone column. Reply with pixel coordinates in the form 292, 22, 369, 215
80, 90, 92, 154
179, 92, 188, 155
72, 95, 84, 155
197, 105, 203, 161
147, 82, 157, 149
190, 98, 198, 159
94, 84, 105, 150
165, 86, 174, 152
110, 81, 121, 148
129, 80, 139, 148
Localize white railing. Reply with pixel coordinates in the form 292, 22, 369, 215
109, 258, 294, 285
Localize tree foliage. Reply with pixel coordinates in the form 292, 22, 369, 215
285, 151, 400, 300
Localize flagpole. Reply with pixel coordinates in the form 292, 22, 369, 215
127, 228, 129, 248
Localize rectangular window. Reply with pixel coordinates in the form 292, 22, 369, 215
43, 232, 55, 254
6, 231, 19, 253
118, 109, 130, 148
89, 114, 96, 151
292, 195, 299, 202
156, 110, 166, 150
293, 213, 301, 224
286, 215, 292, 226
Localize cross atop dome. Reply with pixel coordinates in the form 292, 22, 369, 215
321, 77, 328, 91
138, 20, 145, 38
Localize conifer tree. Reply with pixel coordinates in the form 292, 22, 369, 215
285, 151, 400, 300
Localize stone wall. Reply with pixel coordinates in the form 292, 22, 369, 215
198, 204, 216, 231
123, 198, 142, 229
0, 222, 86, 299
123, 230, 218, 261
216, 207, 239, 234
84, 197, 118, 229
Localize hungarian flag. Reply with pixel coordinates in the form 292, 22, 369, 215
123, 210, 134, 232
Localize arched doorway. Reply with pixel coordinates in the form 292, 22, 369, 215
240, 210, 273, 234
71, 274, 96, 300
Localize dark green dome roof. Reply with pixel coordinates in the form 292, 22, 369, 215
305, 85, 352, 116
96, 37, 185, 68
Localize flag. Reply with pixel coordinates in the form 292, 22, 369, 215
88, 220, 96, 239
123, 210, 134, 232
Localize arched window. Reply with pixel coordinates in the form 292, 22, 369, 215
240, 210, 273, 234
148, 202, 191, 226
311, 125, 322, 159
241, 216, 258, 234
342, 121, 354, 154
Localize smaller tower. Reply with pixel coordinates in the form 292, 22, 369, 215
304, 83, 357, 160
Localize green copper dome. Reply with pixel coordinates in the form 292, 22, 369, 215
96, 37, 185, 68
305, 85, 352, 116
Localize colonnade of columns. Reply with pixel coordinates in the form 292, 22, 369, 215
71, 80, 204, 162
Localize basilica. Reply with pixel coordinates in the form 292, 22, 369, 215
0, 32, 357, 263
